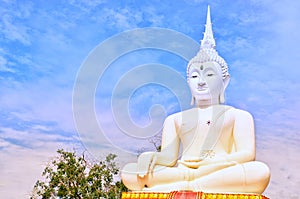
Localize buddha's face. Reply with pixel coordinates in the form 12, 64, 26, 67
188, 61, 228, 105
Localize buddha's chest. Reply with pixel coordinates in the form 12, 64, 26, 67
177, 109, 234, 153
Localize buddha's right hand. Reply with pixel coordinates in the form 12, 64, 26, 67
178, 159, 202, 169
137, 152, 157, 178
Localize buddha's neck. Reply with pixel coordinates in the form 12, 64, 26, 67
196, 98, 220, 109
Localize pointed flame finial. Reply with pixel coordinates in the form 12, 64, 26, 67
187, 5, 229, 80
200, 5, 216, 49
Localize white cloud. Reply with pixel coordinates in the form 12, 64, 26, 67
68, 0, 106, 13
141, 6, 164, 26
0, 121, 134, 199
92, 7, 143, 30
0, 78, 75, 133
0, 127, 77, 149
0, 55, 15, 73
0, 137, 80, 199
1, 15, 31, 45
256, 134, 300, 198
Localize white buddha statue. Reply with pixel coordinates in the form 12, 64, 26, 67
121, 6, 270, 194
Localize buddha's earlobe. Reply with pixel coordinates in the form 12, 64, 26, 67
220, 75, 230, 104
219, 92, 225, 104
191, 96, 195, 106
223, 75, 230, 88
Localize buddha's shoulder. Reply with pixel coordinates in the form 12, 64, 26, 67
166, 108, 199, 118
166, 105, 253, 120
227, 106, 254, 120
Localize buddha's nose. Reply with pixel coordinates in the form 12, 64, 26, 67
198, 78, 206, 87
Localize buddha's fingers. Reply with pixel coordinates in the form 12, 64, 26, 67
184, 158, 202, 162
178, 160, 201, 169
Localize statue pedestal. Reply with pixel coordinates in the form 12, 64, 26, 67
121, 191, 269, 199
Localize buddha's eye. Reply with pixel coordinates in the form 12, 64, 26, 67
191, 72, 199, 78
207, 73, 214, 77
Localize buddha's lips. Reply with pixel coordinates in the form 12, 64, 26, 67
197, 87, 208, 91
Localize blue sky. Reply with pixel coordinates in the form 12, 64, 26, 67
0, 0, 300, 198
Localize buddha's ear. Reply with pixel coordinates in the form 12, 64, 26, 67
190, 96, 195, 106
220, 75, 230, 104
223, 75, 230, 89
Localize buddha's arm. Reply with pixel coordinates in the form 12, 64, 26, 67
137, 115, 180, 176
229, 109, 256, 162
155, 115, 180, 166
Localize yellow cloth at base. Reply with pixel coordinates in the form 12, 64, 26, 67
121, 191, 269, 199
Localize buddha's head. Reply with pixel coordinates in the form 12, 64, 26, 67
187, 51, 230, 107
187, 6, 230, 107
